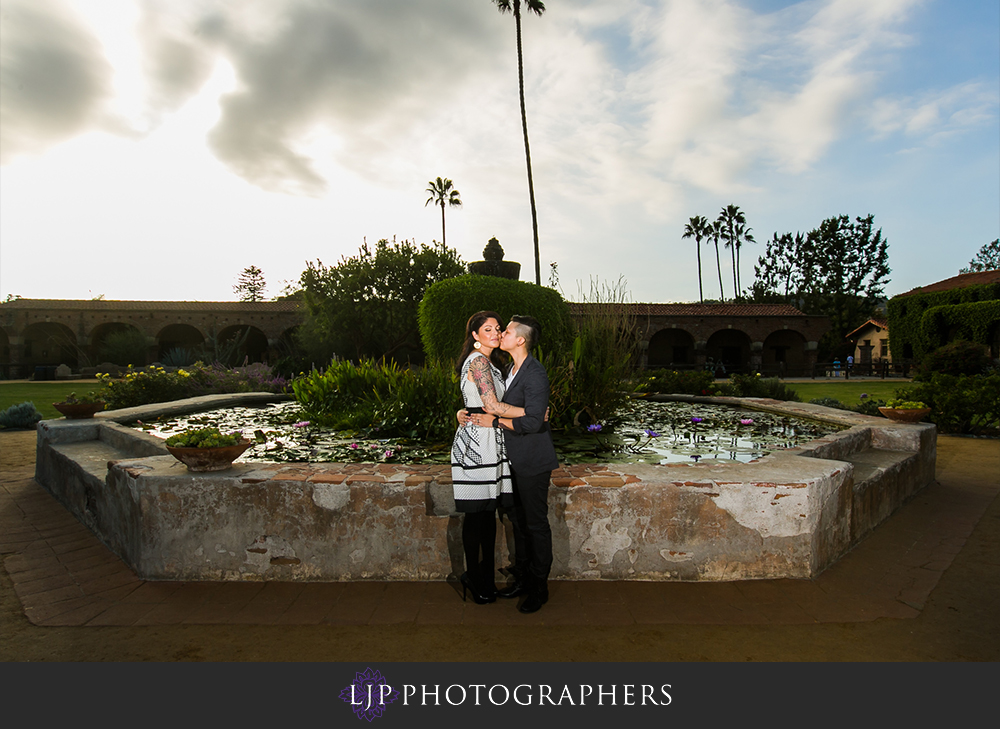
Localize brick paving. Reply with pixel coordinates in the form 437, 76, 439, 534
1, 435, 997, 628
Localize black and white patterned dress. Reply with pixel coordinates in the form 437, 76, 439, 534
450, 352, 513, 513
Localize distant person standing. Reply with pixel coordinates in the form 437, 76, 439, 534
833, 358, 841, 377
847, 354, 854, 375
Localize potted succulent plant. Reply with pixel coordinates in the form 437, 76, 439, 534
878, 399, 932, 423
164, 427, 252, 472
53, 391, 106, 419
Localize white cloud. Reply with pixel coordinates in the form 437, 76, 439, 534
0, 0, 995, 304
0, 0, 115, 162
869, 81, 1000, 143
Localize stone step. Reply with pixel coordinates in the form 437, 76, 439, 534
51, 441, 129, 485
842, 447, 920, 542
842, 447, 915, 492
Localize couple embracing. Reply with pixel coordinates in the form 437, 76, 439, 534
451, 311, 558, 614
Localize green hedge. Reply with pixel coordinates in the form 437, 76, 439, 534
919, 300, 1000, 353
906, 373, 1000, 435
418, 275, 573, 363
888, 282, 1000, 360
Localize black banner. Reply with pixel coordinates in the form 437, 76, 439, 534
3, 662, 994, 725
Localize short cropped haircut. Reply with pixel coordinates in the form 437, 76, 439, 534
510, 315, 541, 351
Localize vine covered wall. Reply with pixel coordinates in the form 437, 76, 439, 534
888, 282, 1000, 361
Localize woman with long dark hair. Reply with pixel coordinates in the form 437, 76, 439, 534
451, 311, 525, 603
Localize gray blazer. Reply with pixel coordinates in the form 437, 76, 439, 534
501, 355, 559, 477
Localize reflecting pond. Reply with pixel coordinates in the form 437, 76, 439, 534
132, 399, 843, 466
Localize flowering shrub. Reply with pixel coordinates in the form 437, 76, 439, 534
184, 362, 288, 396
97, 366, 191, 409
96, 363, 288, 410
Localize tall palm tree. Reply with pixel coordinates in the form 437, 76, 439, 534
682, 215, 710, 303
425, 177, 462, 247
717, 204, 754, 300
493, 0, 546, 285
710, 218, 726, 301
733, 218, 754, 297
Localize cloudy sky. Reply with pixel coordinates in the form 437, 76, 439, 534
1, 0, 997, 304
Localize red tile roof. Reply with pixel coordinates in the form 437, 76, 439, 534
568, 302, 808, 317
0, 298, 300, 312
895, 270, 1000, 297
845, 318, 889, 340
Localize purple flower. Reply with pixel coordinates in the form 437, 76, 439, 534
384, 450, 394, 458
860, 393, 869, 400
588, 424, 603, 433
349, 443, 359, 449
740, 418, 754, 426
691, 417, 703, 424
293, 421, 310, 428
644, 429, 660, 438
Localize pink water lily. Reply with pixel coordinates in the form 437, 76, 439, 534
740, 418, 754, 426
293, 421, 310, 428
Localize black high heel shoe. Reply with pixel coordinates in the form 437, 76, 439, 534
459, 572, 496, 605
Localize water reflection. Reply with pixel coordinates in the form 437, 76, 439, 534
133, 399, 843, 466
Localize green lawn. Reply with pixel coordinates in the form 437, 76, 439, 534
786, 380, 913, 405
0, 381, 103, 421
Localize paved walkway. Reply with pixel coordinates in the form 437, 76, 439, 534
1, 432, 996, 632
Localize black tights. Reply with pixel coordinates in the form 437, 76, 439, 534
462, 510, 497, 587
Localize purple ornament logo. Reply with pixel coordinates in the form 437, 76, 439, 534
339, 667, 400, 721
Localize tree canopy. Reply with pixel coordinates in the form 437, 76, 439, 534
960, 239, 1000, 273
234, 265, 266, 302
748, 214, 891, 357
296, 239, 466, 364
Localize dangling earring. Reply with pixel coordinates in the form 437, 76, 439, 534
473, 341, 482, 350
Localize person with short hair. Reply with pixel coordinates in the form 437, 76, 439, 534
451, 312, 528, 605
466, 315, 559, 614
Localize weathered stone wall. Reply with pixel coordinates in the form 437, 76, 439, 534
33, 395, 936, 583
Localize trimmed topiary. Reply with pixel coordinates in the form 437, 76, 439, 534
418, 275, 573, 363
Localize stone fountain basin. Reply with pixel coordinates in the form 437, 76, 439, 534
34, 393, 935, 582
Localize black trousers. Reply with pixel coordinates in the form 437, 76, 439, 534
507, 470, 553, 582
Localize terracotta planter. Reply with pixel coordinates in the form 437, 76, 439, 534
166, 441, 253, 472
878, 407, 931, 423
53, 401, 106, 419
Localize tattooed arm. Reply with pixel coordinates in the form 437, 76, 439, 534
468, 356, 525, 418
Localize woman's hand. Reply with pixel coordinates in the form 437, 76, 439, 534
469, 412, 495, 428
